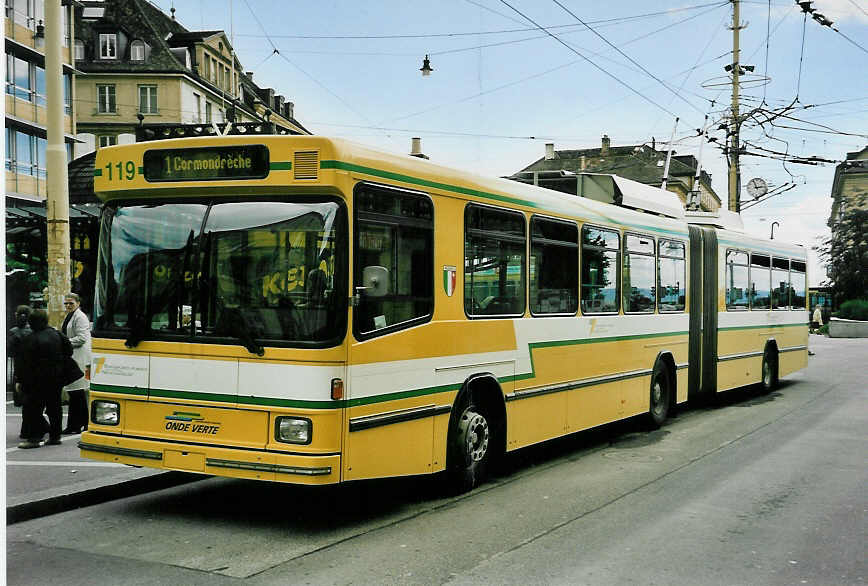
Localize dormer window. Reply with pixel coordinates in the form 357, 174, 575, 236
74, 40, 84, 60
99, 34, 117, 59
131, 40, 146, 61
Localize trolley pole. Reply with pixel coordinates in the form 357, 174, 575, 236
728, 0, 742, 213
45, 0, 71, 325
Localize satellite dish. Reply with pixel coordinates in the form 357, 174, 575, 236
746, 177, 768, 199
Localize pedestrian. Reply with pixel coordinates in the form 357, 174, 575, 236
811, 304, 824, 333
15, 309, 71, 448
7, 305, 32, 405
61, 293, 92, 435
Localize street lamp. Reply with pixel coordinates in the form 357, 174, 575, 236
770, 221, 780, 240
420, 55, 433, 77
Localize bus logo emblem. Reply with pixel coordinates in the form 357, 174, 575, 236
443, 265, 457, 297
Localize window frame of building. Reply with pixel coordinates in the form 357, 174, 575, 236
98, 135, 117, 148
581, 224, 620, 315
138, 84, 158, 114
99, 33, 117, 59
97, 84, 116, 113
130, 40, 146, 61
205, 101, 212, 123
464, 204, 527, 318
353, 183, 434, 340
193, 92, 202, 122
529, 215, 578, 316
74, 39, 85, 60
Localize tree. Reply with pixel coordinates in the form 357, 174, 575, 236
816, 197, 868, 304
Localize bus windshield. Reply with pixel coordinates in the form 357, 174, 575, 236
93, 199, 347, 348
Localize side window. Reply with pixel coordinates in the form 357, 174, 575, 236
581, 226, 619, 314
725, 250, 749, 310
771, 257, 790, 310
658, 239, 686, 312
750, 253, 771, 310
623, 233, 655, 313
530, 216, 577, 316
790, 260, 806, 310
465, 205, 526, 317
354, 185, 433, 337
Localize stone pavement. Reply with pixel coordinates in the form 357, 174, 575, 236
5, 394, 198, 524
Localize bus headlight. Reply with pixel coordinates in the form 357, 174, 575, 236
92, 401, 120, 426
275, 417, 312, 444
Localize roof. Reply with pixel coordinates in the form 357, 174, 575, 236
166, 31, 224, 46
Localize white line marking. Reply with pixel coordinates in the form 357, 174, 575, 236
6, 460, 126, 467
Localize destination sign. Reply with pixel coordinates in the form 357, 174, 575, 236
142, 145, 269, 181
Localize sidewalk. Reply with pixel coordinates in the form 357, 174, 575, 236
5, 395, 199, 524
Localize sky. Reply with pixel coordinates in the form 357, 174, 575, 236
158, 0, 867, 285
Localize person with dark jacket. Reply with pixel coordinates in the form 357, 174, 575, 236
15, 309, 72, 448
7, 305, 32, 402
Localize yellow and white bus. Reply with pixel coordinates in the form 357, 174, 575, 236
81, 133, 808, 492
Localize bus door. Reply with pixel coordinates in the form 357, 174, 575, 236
687, 225, 718, 401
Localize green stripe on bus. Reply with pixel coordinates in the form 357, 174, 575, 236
270, 161, 292, 171
89, 330, 694, 409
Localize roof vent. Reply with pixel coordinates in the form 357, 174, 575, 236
294, 151, 319, 180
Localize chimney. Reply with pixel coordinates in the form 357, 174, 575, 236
545, 143, 555, 160
283, 101, 294, 120
245, 71, 254, 81
580, 155, 586, 171
274, 94, 285, 114
410, 137, 429, 160
601, 134, 610, 156
652, 136, 656, 150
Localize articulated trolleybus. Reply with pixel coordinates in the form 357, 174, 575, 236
81, 134, 808, 492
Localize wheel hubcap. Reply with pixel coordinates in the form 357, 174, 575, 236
763, 361, 771, 386
652, 380, 664, 415
459, 410, 489, 463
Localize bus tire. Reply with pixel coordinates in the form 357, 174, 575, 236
645, 361, 671, 429
760, 348, 778, 394
446, 396, 491, 494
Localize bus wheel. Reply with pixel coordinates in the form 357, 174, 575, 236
760, 349, 778, 394
446, 400, 490, 494
646, 362, 671, 430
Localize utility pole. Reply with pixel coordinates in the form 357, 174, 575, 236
45, 0, 71, 325
728, 0, 742, 213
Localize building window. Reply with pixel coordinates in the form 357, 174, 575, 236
205, 102, 212, 123
74, 40, 85, 60
99, 34, 117, 59
64, 74, 72, 114
8, 55, 32, 101
465, 205, 526, 317
6, 128, 46, 177
581, 225, 620, 314
529, 216, 578, 316
97, 84, 116, 113
130, 40, 146, 61
98, 135, 117, 148
622, 233, 655, 313
34, 64, 46, 106
138, 85, 158, 114
193, 92, 202, 122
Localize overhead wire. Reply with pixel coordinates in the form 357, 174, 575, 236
497, 0, 682, 121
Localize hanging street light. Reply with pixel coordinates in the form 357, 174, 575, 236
420, 54, 433, 77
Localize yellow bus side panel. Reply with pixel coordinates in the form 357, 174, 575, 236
507, 392, 568, 449
621, 374, 653, 419
717, 356, 762, 391
779, 350, 808, 378
343, 418, 434, 480
566, 381, 623, 437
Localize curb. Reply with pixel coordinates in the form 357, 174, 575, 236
7, 471, 202, 525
